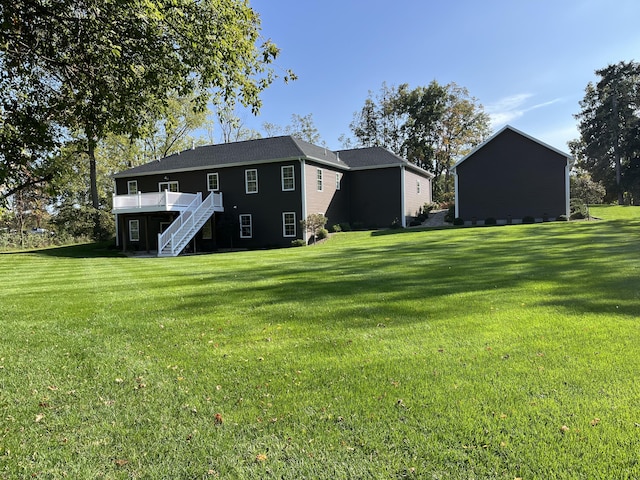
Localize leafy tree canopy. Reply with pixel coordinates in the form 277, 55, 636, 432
0, 0, 292, 220
345, 81, 490, 201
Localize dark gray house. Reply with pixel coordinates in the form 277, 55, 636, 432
112, 136, 433, 255
450, 125, 573, 224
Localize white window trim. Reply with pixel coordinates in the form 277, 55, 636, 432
127, 180, 138, 195
239, 214, 252, 238
245, 169, 258, 194
282, 212, 296, 237
207, 172, 219, 191
281, 165, 295, 191
316, 168, 323, 192
129, 219, 140, 242
159, 181, 179, 192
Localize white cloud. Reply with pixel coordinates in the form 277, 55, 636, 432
486, 94, 563, 128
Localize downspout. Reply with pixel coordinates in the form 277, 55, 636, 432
113, 178, 119, 247
453, 168, 459, 218
300, 158, 307, 240
565, 159, 571, 217
400, 166, 406, 227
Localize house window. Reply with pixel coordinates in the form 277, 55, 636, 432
159, 181, 179, 192
336, 172, 341, 190
245, 169, 258, 194
127, 180, 138, 195
281, 165, 295, 191
282, 212, 296, 237
207, 173, 219, 191
239, 214, 252, 238
417, 180, 421, 194
316, 168, 323, 191
129, 219, 140, 242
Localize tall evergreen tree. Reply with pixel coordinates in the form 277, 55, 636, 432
574, 61, 640, 204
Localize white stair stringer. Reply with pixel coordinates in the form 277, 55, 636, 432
157, 192, 223, 257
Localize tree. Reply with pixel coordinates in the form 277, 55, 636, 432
348, 83, 405, 152
262, 113, 324, 144
300, 213, 327, 244
347, 81, 489, 201
573, 61, 640, 204
1, 0, 292, 234
570, 171, 606, 205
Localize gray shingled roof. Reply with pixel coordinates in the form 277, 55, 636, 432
114, 136, 348, 178
114, 136, 433, 178
338, 146, 434, 177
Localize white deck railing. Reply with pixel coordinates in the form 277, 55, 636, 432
112, 191, 199, 213
157, 192, 224, 256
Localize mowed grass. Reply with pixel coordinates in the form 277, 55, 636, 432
1, 207, 640, 479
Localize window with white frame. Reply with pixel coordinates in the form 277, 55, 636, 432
417, 180, 421, 194
336, 172, 341, 190
127, 180, 138, 194
245, 169, 258, 194
159, 181, 179, 192
281, 165, 295, 191
207, 173, 219, 191
239, 214, 252, 238
129, 219, 140, 242
316, 168, 323, 191
282, 212, 296, 237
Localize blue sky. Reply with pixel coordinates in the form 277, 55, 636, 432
236, 0, 640, 152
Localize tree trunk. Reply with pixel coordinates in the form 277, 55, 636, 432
87, 138, 102, 238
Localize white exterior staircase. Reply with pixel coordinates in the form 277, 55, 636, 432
157, 192, 223, 257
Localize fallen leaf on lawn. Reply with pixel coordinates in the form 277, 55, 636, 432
255, 453, 267, 462
35, 414, 44, 423
590, 418, 600, 426
560, 425, 570, 433
214, 413, 223, 424
47, 385, 58, 391
114, 459, 129, 467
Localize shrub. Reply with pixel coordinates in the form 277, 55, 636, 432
316, 228, 328, 240
484, 217, 497, 225
390, 218, 403, 229
453, 217, 464, 226
290, 239, 306, 247
570, 199, 589, 220
556, 215, 569, 222
522, 216, 535, 224
339, 222, 351, 232
331, 224, 342, 233
444, 205, 455, 223
409, 219, 422, 227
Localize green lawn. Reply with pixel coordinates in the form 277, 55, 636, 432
1, 207, 639, 478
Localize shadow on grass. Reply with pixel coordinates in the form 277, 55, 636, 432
1, 241, 125, 258
153, 218, 640, 327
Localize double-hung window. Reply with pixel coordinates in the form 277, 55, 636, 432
207, 173, 219, 191
159, 181, 179, 192
281, 165, 295, 191
282, 212, 296, 237
316, 168, 323, 191
245, 169, 258, 194
417, 180, 421, 194
127, 180, 138, 194
336, 172, 341, 190
129, 220, 140, 242
239, 214, 252, 238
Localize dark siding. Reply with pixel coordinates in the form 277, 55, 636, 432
116, 161, 304, 250
349, 168, 402, 228
457, 129, 567, 221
